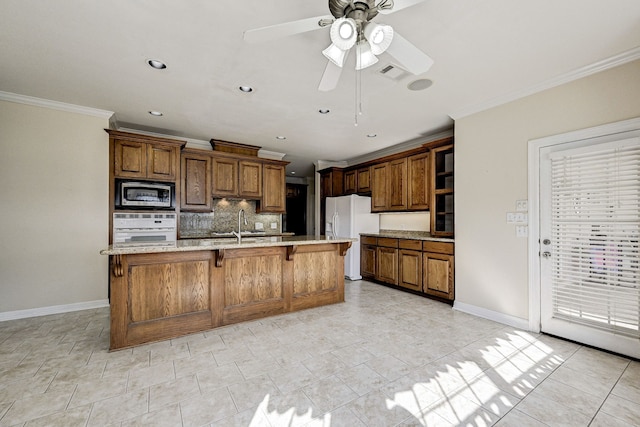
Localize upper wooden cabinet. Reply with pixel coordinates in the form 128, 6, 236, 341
260, 163, 286, 213
239, 160, 263, 199
387, 158, 408, 211
212, 157, 239, 197
110, 131, 183, 182
320, 167, 344, 198
407, 152, 430, 210
343, 169, 357, 194
181, 150, 213, 212
357, 167, 371, 193
371, 163, 389, 212
431, 144, 454, 236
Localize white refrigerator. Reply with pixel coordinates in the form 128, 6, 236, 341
325, 195, 380, 280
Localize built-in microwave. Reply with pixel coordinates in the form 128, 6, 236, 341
115, 179, 175, 209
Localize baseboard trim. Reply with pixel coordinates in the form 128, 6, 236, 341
0, 300, 109, 322
453, 301, 530, 330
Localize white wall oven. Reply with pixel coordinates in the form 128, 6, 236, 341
113, 212, 177, 246
115, 179, 175, 210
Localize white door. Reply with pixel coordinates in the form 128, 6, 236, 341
538, 128, 640, 358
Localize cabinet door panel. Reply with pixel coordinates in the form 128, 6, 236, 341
181, 154, 212, 211
114, 141, 146, 178
212, 158, 238, 196
360, 244, 376, 279
388, 158, 407, 210
344, 170, 357, 194
239, 161, 262, 198
399, 249, 422, 291
357, 167, 371, 193
261, 164, 286, 213
407, 152, 429, 210
147, 145, 177, 180
423, 252, 454, 300
371, 163, 388, 212
376, 246, 398, 285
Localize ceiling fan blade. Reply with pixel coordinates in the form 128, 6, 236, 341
377, 0, 427, 15
318, 60, 344, 92
243, 15, 333, 43
385, 32, 433, 75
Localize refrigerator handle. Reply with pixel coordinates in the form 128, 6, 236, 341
333, 213, 339, 238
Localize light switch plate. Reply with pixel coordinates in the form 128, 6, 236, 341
506, 213, 517, 224
516, 225, 528, 237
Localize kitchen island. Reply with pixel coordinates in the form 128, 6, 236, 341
101, 236, 353, 350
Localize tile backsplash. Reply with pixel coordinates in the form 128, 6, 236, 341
180, 199, 281, 238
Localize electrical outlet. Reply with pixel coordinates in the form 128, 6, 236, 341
255, 222, 263, 230
516, 225, 528, 237
516, 200, 528, 211
270, 222, 277, 229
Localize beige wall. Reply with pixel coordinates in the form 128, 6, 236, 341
455, 59, 640, 322
0, 100, 110, 314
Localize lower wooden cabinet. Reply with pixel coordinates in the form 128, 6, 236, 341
361, 237, 454, 301
423, 252, 454, 300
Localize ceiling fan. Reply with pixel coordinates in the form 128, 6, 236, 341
243, 0, 434, 91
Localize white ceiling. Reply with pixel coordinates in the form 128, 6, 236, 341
1, 1, 639, 177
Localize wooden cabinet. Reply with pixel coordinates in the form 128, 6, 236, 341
398, 239, 423, 292
387, 158, 408, 211
260, 163, 286, 213
181, 150, 213, 212
343, 169, 357, 194
407, 152, 430, 210
239, 160, 262, 198
360, 236, 454, 301
371, 163, 389, 212
320, 167, 344, 198
431, 144, 454, 236
375, 238, 399, 285
212, 157, 239, 197
360, 236, 377, 280
113, 138, 180, 181
423, 241, 454, 300
357, 167, 371, 193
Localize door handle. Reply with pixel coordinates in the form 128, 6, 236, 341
542, 251, 551, 258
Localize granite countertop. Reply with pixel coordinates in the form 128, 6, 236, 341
179, 231, 295, 239
101, 235, 356, 255
360, 230, 454, 243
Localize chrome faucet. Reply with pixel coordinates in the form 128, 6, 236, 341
231, 209, 247, 242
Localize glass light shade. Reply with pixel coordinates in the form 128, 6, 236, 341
322, 43, 348, 67
355, 41, 378, 70
363, 23, 394, 55
329, 17, 357, 50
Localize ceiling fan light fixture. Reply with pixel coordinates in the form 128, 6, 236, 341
329, 17, 357, 50
322, 43, 348, 67
355, 41, 378, 70
363, 23, 394, 55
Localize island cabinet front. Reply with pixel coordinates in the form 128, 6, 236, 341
109, 242, 349, 350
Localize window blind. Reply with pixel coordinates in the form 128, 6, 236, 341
550, 140, 640, 338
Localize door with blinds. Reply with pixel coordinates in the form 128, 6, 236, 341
539, 129, 640, 358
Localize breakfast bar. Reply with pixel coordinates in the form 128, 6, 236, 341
101, 236, 353, 350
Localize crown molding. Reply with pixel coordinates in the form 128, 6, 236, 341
450, 46, 640, 120
345, 129, 453, 166
0, 91, 113, 119
258, 149, 286, 160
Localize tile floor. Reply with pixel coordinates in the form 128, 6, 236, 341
0, 281, 639, 426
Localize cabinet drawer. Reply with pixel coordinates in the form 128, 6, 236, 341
423, 241, 454, 255
361, 236, 377, 245
377, 237, 399, 248
399, 239, 422, 250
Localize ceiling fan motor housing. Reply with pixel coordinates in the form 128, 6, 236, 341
329, 0, 379, 21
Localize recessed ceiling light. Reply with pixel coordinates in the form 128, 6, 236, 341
239, 86, 254, 93
319, 109, 330, 114
290, 171, 296, 175
407, 78, 433, 91
276, 136, 286, 140
148, 59, 167, 70
149, 111, 163, 116
367, 134, 377, 138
